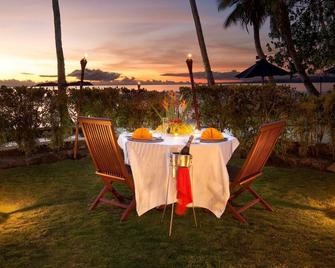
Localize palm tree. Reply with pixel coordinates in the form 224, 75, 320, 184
217, 0, 274, 82
269, 0, 320, 96
52, 0, 68, 147
189, 0, 215, 87
52, 0, 66, 89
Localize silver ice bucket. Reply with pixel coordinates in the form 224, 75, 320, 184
169, 152, 192, 179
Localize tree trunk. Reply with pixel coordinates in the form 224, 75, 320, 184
253, 22, 274, 83
52, 0, 66, 88
189, 0, 215, 87
276, 0, 320, 96
52, 0, 68, 148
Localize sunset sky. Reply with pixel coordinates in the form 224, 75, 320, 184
0, 0, 270, 83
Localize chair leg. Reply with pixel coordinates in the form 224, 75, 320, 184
120, 197, 136, 221
90, 186, 108, 211
230, 187, 246, 200
110, 186, 126, 203
227, 202, 248, 223
247, 186, 273, 212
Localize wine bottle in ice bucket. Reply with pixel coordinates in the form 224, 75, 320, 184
180, 135, 194, 155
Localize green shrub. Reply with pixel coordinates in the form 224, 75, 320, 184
68, 87, 165, 130
0, 86, 48, 155
181, 85, 334, 158
0, 85, 334, 159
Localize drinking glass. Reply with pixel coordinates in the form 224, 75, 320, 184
162, 117, 168, 135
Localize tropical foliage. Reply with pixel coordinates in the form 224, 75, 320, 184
217, 0, 268, 60
182, 85, 334, 159
217, 0, 330, 96
267, 0, 335, 74
0, 86, 334, 161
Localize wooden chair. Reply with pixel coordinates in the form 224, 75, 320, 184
79, 116, 135, 221
227, 120, 286, 223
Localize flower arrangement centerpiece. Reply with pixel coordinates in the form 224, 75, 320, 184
154, 92, 194, 135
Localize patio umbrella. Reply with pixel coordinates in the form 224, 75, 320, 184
236, 59, 290, 83
325, 66, 335, 74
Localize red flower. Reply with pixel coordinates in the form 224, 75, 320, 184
169, 118, 182, 124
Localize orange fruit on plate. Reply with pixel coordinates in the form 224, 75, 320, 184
201, 128, 223, 140
132, 128, 153, 140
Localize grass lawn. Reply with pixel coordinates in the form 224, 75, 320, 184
0, 157, 334, 268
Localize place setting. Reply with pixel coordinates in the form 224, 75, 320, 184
126, 128, 164, 143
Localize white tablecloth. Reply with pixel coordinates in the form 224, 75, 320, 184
117, 133, 239, 218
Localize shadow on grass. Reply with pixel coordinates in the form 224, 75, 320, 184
324, 207, 335, 220
0, 212, 9, 224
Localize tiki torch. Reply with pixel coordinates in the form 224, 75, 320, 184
73, 53, 88, 159
80, 54, 88, 86
186, 54, 200, 130
137, 81, 141, 90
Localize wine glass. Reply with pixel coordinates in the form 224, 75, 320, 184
162, 117, 168, 135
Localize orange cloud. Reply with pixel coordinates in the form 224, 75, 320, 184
0, 0, 270, 82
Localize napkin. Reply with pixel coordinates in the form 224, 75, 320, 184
132, 128, 153, 140
201, 128, 223, 140
176, 167, 193, 215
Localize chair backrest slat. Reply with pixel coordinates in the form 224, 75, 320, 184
234, 120, 286, 185
79, 117, 132, 187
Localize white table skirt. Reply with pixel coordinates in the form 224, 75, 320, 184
117, 133, 239, 218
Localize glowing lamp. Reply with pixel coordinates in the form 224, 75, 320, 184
185, 53, 200, 130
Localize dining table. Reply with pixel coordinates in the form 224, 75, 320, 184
117, 131, 239, 218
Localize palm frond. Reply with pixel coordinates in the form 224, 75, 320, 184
224, 4, 247, 28
219, 0, 269, 30
217, 0, 239, 11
